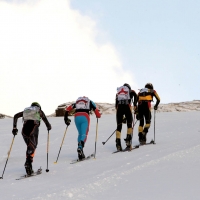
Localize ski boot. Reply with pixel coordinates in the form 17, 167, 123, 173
116, 138, 122, 151
124, 134, 132, 151
24, 160, 34, 175
138, 132, 146, 145
77, 141, 85, 160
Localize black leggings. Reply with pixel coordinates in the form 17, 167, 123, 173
138, 101, 151, 133
22, 120, 39, 162
116, 105, 133, 132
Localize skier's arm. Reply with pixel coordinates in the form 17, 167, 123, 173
90, 101, 101, 118
40, 110, 52, 130
13, 112, 23, 128
115, 94, 118, 109
153, 90, 160, 107
64, 104, 75, 125
130, 90, 137, 108
12, 112, 23, 135
65, 104, 75, 113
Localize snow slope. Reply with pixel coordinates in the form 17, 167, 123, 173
1, 112, 200, 200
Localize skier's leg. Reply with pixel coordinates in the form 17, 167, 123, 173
124, 106, 133, 148
75, 113, 90, 159
138, 103, 145, 143
22, 121, 39, 175
143, 102, 152, 142
116, 107, 124, 151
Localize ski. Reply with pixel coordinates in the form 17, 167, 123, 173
70, 154, 94, 164
16, 168, 42, 180
112, 150, 121, 154
112, 145, 139, 154
134, 140, 155, 147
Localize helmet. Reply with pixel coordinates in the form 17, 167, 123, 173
145, 83, 153, 90
123, 83, 131, 90
31, 102, 41, 109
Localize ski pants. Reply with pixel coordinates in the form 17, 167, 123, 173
116, 104, 133, 139
74, 112, 90, 145
138, 101, 152, 134
22, 120, 39, 163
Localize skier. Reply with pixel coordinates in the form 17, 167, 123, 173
12, 102, 52, 175
115, 83, 137, 151
64, 96, 101, 160
137, 83, 160, 144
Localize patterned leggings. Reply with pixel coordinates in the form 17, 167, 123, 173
22, 120, 39, 162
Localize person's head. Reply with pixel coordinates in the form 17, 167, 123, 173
31, 102, 41, 109
123, 83, 131, 90
145, 83, 153, 90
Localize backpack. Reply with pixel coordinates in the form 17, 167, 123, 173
117, 86, 130, 101
23, 106, 41, 121
75, 97, 90, 110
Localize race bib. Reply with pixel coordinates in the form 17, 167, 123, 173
75, 97, 90, 110
117, 86, 130, 101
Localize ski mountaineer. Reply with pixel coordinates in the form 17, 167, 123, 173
136, 83, 160, 144
115, 83, 137, 151
12, 102, 52, 175
64, 96, 101, 160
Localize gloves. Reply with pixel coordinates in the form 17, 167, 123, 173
122, 116, 127, 124
134, 107, 140, 120
65, 118, 71, 126
154, 105, 158, 110
133, 106, 137, 112
12, 128, 18, 136
47, 124, 52, 131
94, 109, 101, 118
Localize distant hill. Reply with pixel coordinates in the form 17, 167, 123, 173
2, 100, 200, 118
51, 100, 200, 117
0, 113, 12, 119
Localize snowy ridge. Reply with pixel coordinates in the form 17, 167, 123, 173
157, 100, 200, 112
52, 100, 200, 117
96, 100, 200, 113
1, 100, 200, 118
0, 113, 12, 119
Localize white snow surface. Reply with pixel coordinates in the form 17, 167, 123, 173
1, 112, 200, 200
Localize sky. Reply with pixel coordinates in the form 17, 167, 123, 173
0, 0, 200, 116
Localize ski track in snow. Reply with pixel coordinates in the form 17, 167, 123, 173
1, 112, 200, 200
31, 144, 200, 200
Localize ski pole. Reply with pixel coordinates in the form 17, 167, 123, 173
94, 118, 98, 159
54, 126, 68, 164
131, 114, 136, 145
102, 115, 132, 145
131, 99, 137, 145
154, 109, 156, 144
102, 129, 116, 145
0, 135, 15, 179
46, 131, 50, 172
